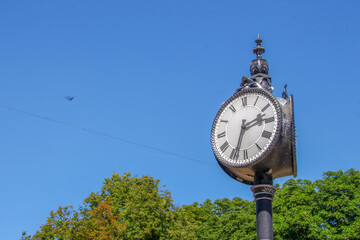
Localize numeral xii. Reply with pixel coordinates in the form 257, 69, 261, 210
242, 97, 247, 106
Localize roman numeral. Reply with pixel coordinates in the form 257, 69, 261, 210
243, 149, 248, 159
261, 103, 270, 112
220, 141, 229, 152
230, 148, 240, 160
254, 96, 259, 106
229, 105, 236, 113
265, 117, 274, 123
217, 132, 226, 138
255, 143, 262, 151
242, 97, 247, 106
262, 130, 272, 139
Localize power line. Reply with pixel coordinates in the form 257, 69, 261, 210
0, 104, 215, 167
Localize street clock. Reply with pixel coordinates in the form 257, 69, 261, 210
211, 38, 297, 185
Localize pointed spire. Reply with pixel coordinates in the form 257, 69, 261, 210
236, 37, 273, 93
253, 35, 265, 59
250, 36, 269, 75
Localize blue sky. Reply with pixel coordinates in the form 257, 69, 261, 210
1, 0, 360, 238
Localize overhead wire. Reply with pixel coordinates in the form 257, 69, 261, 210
0, 104, 215, 167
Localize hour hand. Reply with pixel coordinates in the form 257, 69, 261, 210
245, 113, 265, 128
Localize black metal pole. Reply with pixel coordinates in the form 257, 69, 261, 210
251, 174, 276, 240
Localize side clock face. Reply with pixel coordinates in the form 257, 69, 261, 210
211, 88, 282, 167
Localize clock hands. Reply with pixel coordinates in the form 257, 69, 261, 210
231, 114, 267, 160
244, 113, 266, 130
237, 120, 247, 147
236, 115, 264, 148
245, 113, 265, 128
232, 119, 246, 160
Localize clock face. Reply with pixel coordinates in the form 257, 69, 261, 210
211, 88, 281, 167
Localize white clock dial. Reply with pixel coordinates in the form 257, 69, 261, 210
211, 88, 281, 167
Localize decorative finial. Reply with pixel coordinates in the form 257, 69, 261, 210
253, 36, 265, 59
282, 84, 288, 99
236, 37, 273, 93
250, 36, 268, 75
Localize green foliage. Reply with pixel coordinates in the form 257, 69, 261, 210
273, 179, 324, 239
22, 205, 91, 240
274, 169, 360, 240
22, 169, 360, 240
314, 169, 360, 239
22, 173, 191, 240
83, 173, 175, 239
178, 198, 256, 239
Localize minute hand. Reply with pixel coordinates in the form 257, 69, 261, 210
236, 120, 247, 148
233, 120, 247, 160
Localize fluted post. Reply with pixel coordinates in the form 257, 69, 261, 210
251, 174, 276, 240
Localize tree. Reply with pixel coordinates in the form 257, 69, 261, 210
178, 198, 256, 240
314, 169, 360, 239
83, 173, 175, 239
273, 169, 360, 240
22, 169, 360, 239
22, 173, 191, 239
273, 178, 324, 239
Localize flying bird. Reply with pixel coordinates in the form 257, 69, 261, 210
65, 96, 75, 101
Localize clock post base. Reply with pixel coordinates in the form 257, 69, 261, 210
251, 174, 276, 240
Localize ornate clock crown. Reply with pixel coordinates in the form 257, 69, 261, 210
251, 36, 269, 75
237, 36, 273, 93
